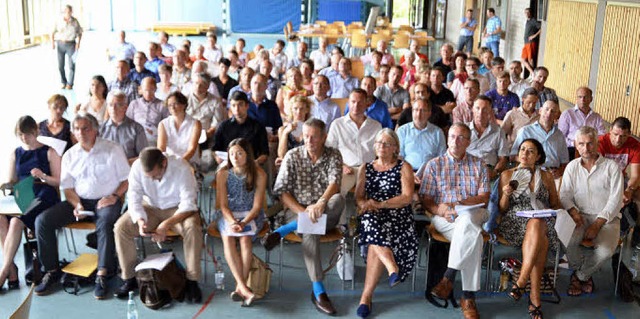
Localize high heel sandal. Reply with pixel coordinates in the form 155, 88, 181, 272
508, 282, 525, 301
528, 298, 543, 319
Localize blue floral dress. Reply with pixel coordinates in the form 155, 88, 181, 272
358, 160, 418, 281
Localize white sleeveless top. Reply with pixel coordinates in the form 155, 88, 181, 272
162, 115, 200, 165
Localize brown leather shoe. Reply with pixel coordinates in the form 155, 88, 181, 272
460, 297, 480, 319
431, 277, 453, 300
311, 292, 337, 316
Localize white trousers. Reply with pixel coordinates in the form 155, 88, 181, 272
432, 209, 488, 292
565, 214, 620, 281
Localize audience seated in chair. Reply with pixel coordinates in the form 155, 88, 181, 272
263, 118, 345, 316
419, 122, 490, 319
0, 116, 62, 291
560, 126, 624, 297
34, 113, 129, 299
355, 129, 417, 318
215, 138, 266, 307
113, 148, 203, 302
498, 138, 563, 319
157, 92, 202, 166
99, 90, 148, 165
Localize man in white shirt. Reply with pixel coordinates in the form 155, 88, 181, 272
269, 39, 288, 80
309, 37, 331, 71
113, 148, 202, 302
35, 113, 130, 299
326, 89, 382, 222
560, 126, 624, 297
309, 75, 341, 130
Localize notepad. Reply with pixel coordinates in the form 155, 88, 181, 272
297, 212, 327, 235
220, 219, 257, 237
135, 252, 174, 271
516, 209, 557, 218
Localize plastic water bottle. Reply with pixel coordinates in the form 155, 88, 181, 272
127, 291, 138, 319
215, 256, 225, 290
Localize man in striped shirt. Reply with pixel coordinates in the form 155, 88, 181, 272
419, 122, 490, 319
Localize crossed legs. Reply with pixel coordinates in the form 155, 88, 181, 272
358, 244, 398, 306
513, 218, 549, 311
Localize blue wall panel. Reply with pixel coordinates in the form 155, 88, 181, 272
229, 0, 301, 34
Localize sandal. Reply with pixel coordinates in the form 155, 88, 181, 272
528, 298, 544, 319
567, 272, 583, 297
509, 282, 525, 301
581, 276, 594, 294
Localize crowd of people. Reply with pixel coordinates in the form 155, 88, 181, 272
0, 5, 639, 319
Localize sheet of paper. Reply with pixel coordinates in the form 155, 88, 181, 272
0, 196, 21, 215
220, 219, 257, 237
454, 203, 485, 214
37, 136, 67, 156
198, 129, 207, 144
297, 212, 327, 235
134, 252, 174, 271
77, 210, 95, 217
516, 209, 557, 218
554, 209, 576, 248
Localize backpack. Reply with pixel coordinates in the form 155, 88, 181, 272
135, 253, 186, 310
247, 254, 272, 299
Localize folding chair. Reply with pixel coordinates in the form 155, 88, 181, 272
277, 228, 345, 290
9, 284, 35, 319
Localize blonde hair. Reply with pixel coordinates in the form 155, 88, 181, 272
287, 95, 311, 122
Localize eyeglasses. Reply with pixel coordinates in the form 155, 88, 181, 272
448, 135, 470, 141
374, 141, 396, 148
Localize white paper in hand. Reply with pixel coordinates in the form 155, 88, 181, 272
37, 136, 67, 156
297, 212, 327, 235
135, 252, 174, 271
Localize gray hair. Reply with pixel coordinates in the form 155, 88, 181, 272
374, 128, 400, 158
107, 90, 127, 105
575, 125, 598, 142
450, 122, 472, 139
73, 112, 100, 131
191, 60, 209, 73
193, 72, 212, 85
303, 118, 326, 133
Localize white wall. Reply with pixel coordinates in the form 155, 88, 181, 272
445, 0, 463, 46
503, 0, 530, 64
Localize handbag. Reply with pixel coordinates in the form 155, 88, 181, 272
500, 257, 561, 304
247, 254, 272, 299
136, 253, 186, 310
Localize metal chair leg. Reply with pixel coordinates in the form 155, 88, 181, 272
553, 240, 560, 288
423, 235, 432, 292
62, 228, 71, 253
615, 241, 624, 296
203, 234, 209, 283
352, 236, 358, 290
279, 237, 284, 291
69, 229, 78, 255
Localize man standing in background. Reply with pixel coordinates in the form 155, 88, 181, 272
522, 8, 541, 76
457, 9, 477, 57
51, 5, 82, 90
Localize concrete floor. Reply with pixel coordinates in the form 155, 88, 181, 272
1, 31, 639, 318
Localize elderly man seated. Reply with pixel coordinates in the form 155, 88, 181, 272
109, 60, 139, 104
113, 148, 203, 302
262, 119, 345, 316
420, 123, 490, 319
34, 113, 130, 299
560, 126, 623, 297
100, 90, 148, 164
397, 97, 446, 173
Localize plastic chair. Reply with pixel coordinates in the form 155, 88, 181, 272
398, 25, 414, 34
277, 228, 345, 290
351, 59, 364, 80
416, 223, 493, 292
63, 221, 96, 255
393, 33, 411, 50
331, 98, 348, 115
9, 284, 35, 319
349, 31, 368, 58
370, 33, 390, 50
315, 20, 327, 26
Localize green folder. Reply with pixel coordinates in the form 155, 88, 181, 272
13, 176, 35, 214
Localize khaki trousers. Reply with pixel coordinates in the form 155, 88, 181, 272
114, 206, 203, 281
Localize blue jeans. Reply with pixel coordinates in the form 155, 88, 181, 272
487, 40, 500, 57
457, 35, 474, 53
56, 41, 76, 86
483, 179, 501, 233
